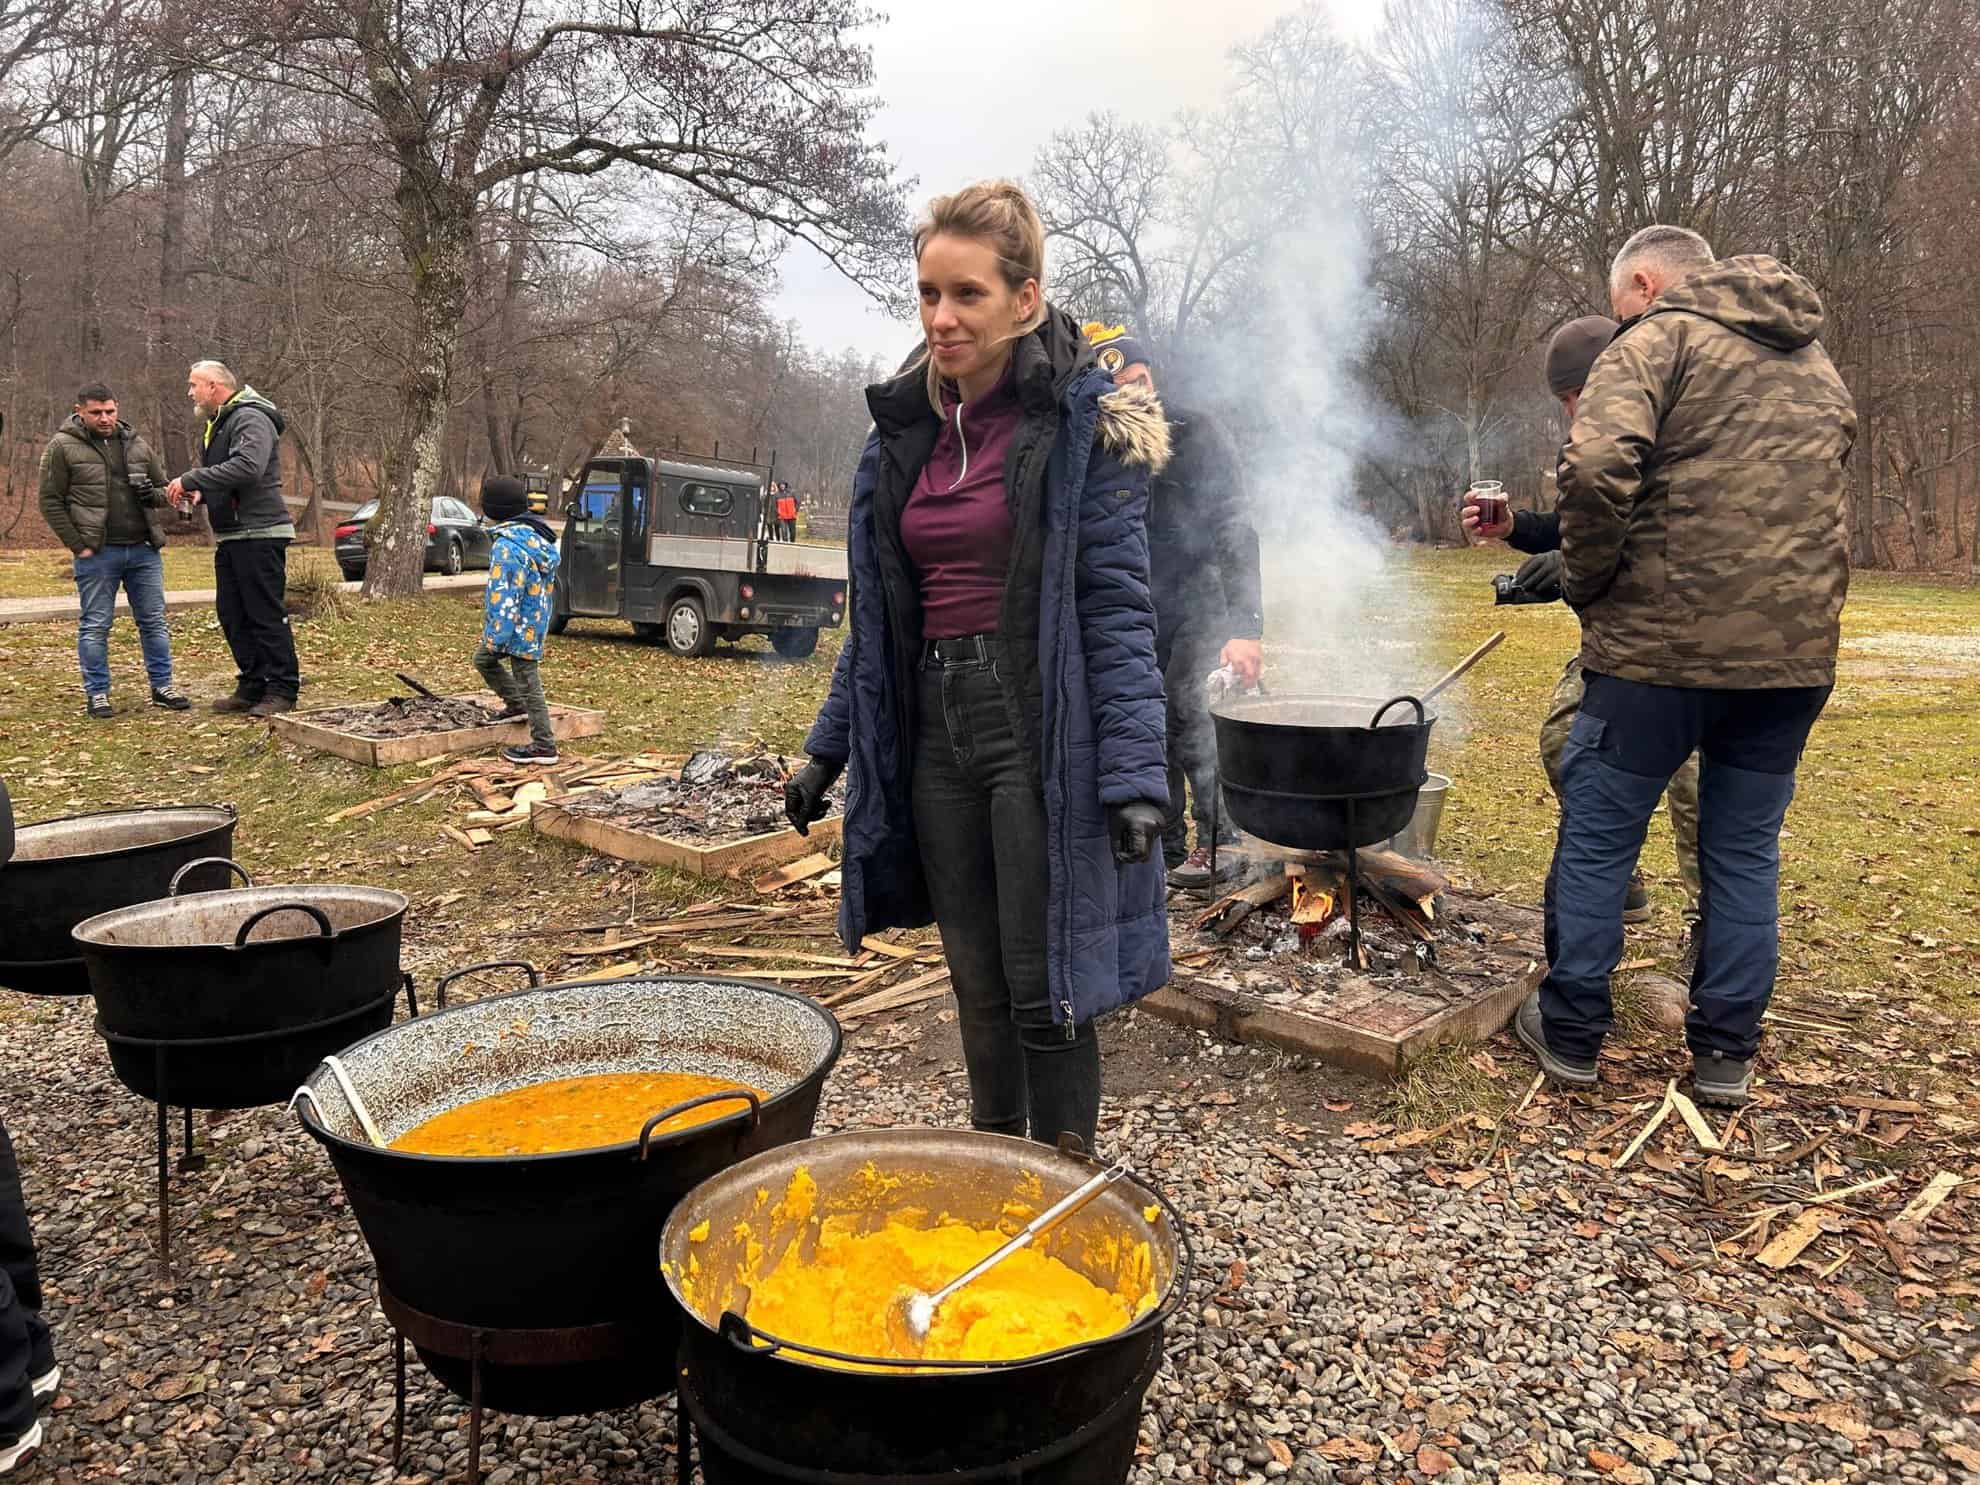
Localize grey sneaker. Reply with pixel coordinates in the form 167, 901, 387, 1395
502, 741, 560, 766
29, 1364, 58, 1407
1691, 1050, 1754, 1107
1512, 990, 1598, 1088
86, 693, 113, 719
246, 694, 296, 718
1622, 872, 1652, 924
150, 685, 192, 711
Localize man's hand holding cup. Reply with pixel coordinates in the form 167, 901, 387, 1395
1460, 479, 1513, 545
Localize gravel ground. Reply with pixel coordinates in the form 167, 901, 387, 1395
4, 985, 1973, 1485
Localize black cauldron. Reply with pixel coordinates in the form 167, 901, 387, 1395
663, 1128, 1192, 1484
72, 861, 409, 1108
1211, 693, 1434, 849
0, 805, 236, 996
295, 971, 841, 1417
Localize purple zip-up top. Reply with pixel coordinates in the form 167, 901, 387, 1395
900, 360, 1022, 639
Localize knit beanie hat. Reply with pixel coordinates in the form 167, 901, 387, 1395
1545, 316, 1620, 397
1082, 322, 1153, 377
481, 476, 527, 522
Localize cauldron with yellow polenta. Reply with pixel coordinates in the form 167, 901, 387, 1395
296, 967, 840, 1417
662, 1128, 1192, 1483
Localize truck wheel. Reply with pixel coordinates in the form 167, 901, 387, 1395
664, 595, 713, 658
771, 627, 819, 661
631, 621, 663, 644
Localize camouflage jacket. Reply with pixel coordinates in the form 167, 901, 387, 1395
1558, 255, 1856, 688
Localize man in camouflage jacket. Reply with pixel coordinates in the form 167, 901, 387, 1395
1513, 226, 1855, 1107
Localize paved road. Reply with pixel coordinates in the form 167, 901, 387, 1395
0, 571, 488, 626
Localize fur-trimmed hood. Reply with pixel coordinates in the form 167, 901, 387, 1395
1095, 381, 1172, 474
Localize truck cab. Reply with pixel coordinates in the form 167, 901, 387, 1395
548, 455, 848, 659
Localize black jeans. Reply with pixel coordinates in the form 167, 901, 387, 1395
1540, 670, 1831, 1061
214, 537, 301, 701
1157, 622, 1230, 866
0, 1116, 50, 1440
911, 646, 1101, 1151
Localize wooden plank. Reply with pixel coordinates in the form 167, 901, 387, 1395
441, 824, 480, 850
1756, 1207, 1829, 1270
685, 945, 866, 969
273, 696, 606, 769
1195, 871, 1290, 934
1889, 1171, 1962, 1242
835, 966, 952, 1020
532, 799, 844, 879
323, 761, 474, 822
1670, 1087, 1727, 1153
753, 852, 837, 893
860, 936, 921, 960
1615, 1083, 1678, 1171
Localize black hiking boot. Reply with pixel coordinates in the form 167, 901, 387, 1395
1512, 990, 1598, 1089
1622, 872, 1652, 924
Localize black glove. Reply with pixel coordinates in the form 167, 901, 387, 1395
1492, 550, 1565, 606
783, 758, 843, 836
1106, 801, 1165, 865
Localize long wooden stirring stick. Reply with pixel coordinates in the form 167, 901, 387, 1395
1420, 630, 1507, 706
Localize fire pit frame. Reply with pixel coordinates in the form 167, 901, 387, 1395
269, 693, 606, 767
532, 796, 843, 877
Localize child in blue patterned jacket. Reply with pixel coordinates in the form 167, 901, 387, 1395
473, 476, 564, 765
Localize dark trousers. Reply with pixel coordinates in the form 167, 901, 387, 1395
1540, 670, 1831, 1062
1156, 623, 1229, 867
911, 650, 1100, 1151
214, 537, 300, 701
0, 1117, 50, 1440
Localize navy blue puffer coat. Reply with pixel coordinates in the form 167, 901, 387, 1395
805, 307, 1173, 1027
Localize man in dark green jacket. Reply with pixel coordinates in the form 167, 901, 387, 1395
37, 384, 190, 719
1513, 226, 1855, 1109
165, 360, 301, 716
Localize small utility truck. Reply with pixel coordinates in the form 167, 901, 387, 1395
547, 453, 847, 659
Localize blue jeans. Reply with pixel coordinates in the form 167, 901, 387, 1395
1540, 671, 1830, 1062
74, 543, 173, 697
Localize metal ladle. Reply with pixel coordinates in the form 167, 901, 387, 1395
885, 1157, 1132, 1354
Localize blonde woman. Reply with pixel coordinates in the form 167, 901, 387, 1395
786, 181, 1172, 1151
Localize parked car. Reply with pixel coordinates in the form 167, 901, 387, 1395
334, 497, 494, 581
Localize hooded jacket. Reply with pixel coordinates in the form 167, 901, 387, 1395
1147, 406, 1262, 648
481, 517, 562, 660
38, 416, 170, 553
805, 306, 1174, 1028
1558, 255, 1856, 688
182, 388, 290, 534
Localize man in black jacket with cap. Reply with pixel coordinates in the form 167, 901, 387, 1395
1465, 315, 1701, 954
1087, 325, 1264, 892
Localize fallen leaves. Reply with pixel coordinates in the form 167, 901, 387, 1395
1416, 1443, 1457, 1476
1619, 1430, 1680, 1466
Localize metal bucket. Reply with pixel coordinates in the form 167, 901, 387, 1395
1383, 773, 1450, 860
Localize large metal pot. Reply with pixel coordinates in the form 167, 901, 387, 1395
295, 971, 841, 1417
663, 1128, 1192, 1484
0, 805, 237, 996
73, 861, 408, 1108
1211, 693, 1434, 849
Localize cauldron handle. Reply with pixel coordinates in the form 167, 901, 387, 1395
433, 959, 541, 1009
637, 1090, 763, 1159
170, 857, 253, 896
1368, 694, 1427, 730
233, 902, 334, 948
718, 1308, 775, 1355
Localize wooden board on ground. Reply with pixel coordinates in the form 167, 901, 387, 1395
272, 695, 606, 767
532, 798, 844, 878
1139, 888, 1544, 1078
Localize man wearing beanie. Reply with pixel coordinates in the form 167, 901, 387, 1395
1467, 317, 1703, 945
474, 475, 564, 765
1085, 323, 1263, 892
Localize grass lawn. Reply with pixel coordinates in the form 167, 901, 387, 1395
2, 544, 1973, 1100
0, 544, 222, 598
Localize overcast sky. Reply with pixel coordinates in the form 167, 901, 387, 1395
768, 0, 1383, 363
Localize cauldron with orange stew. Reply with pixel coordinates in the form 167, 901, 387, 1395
295, 966, 839, 1416
662, 1128, 1192, 1483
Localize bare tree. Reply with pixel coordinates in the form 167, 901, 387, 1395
184, 0, 906, 598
